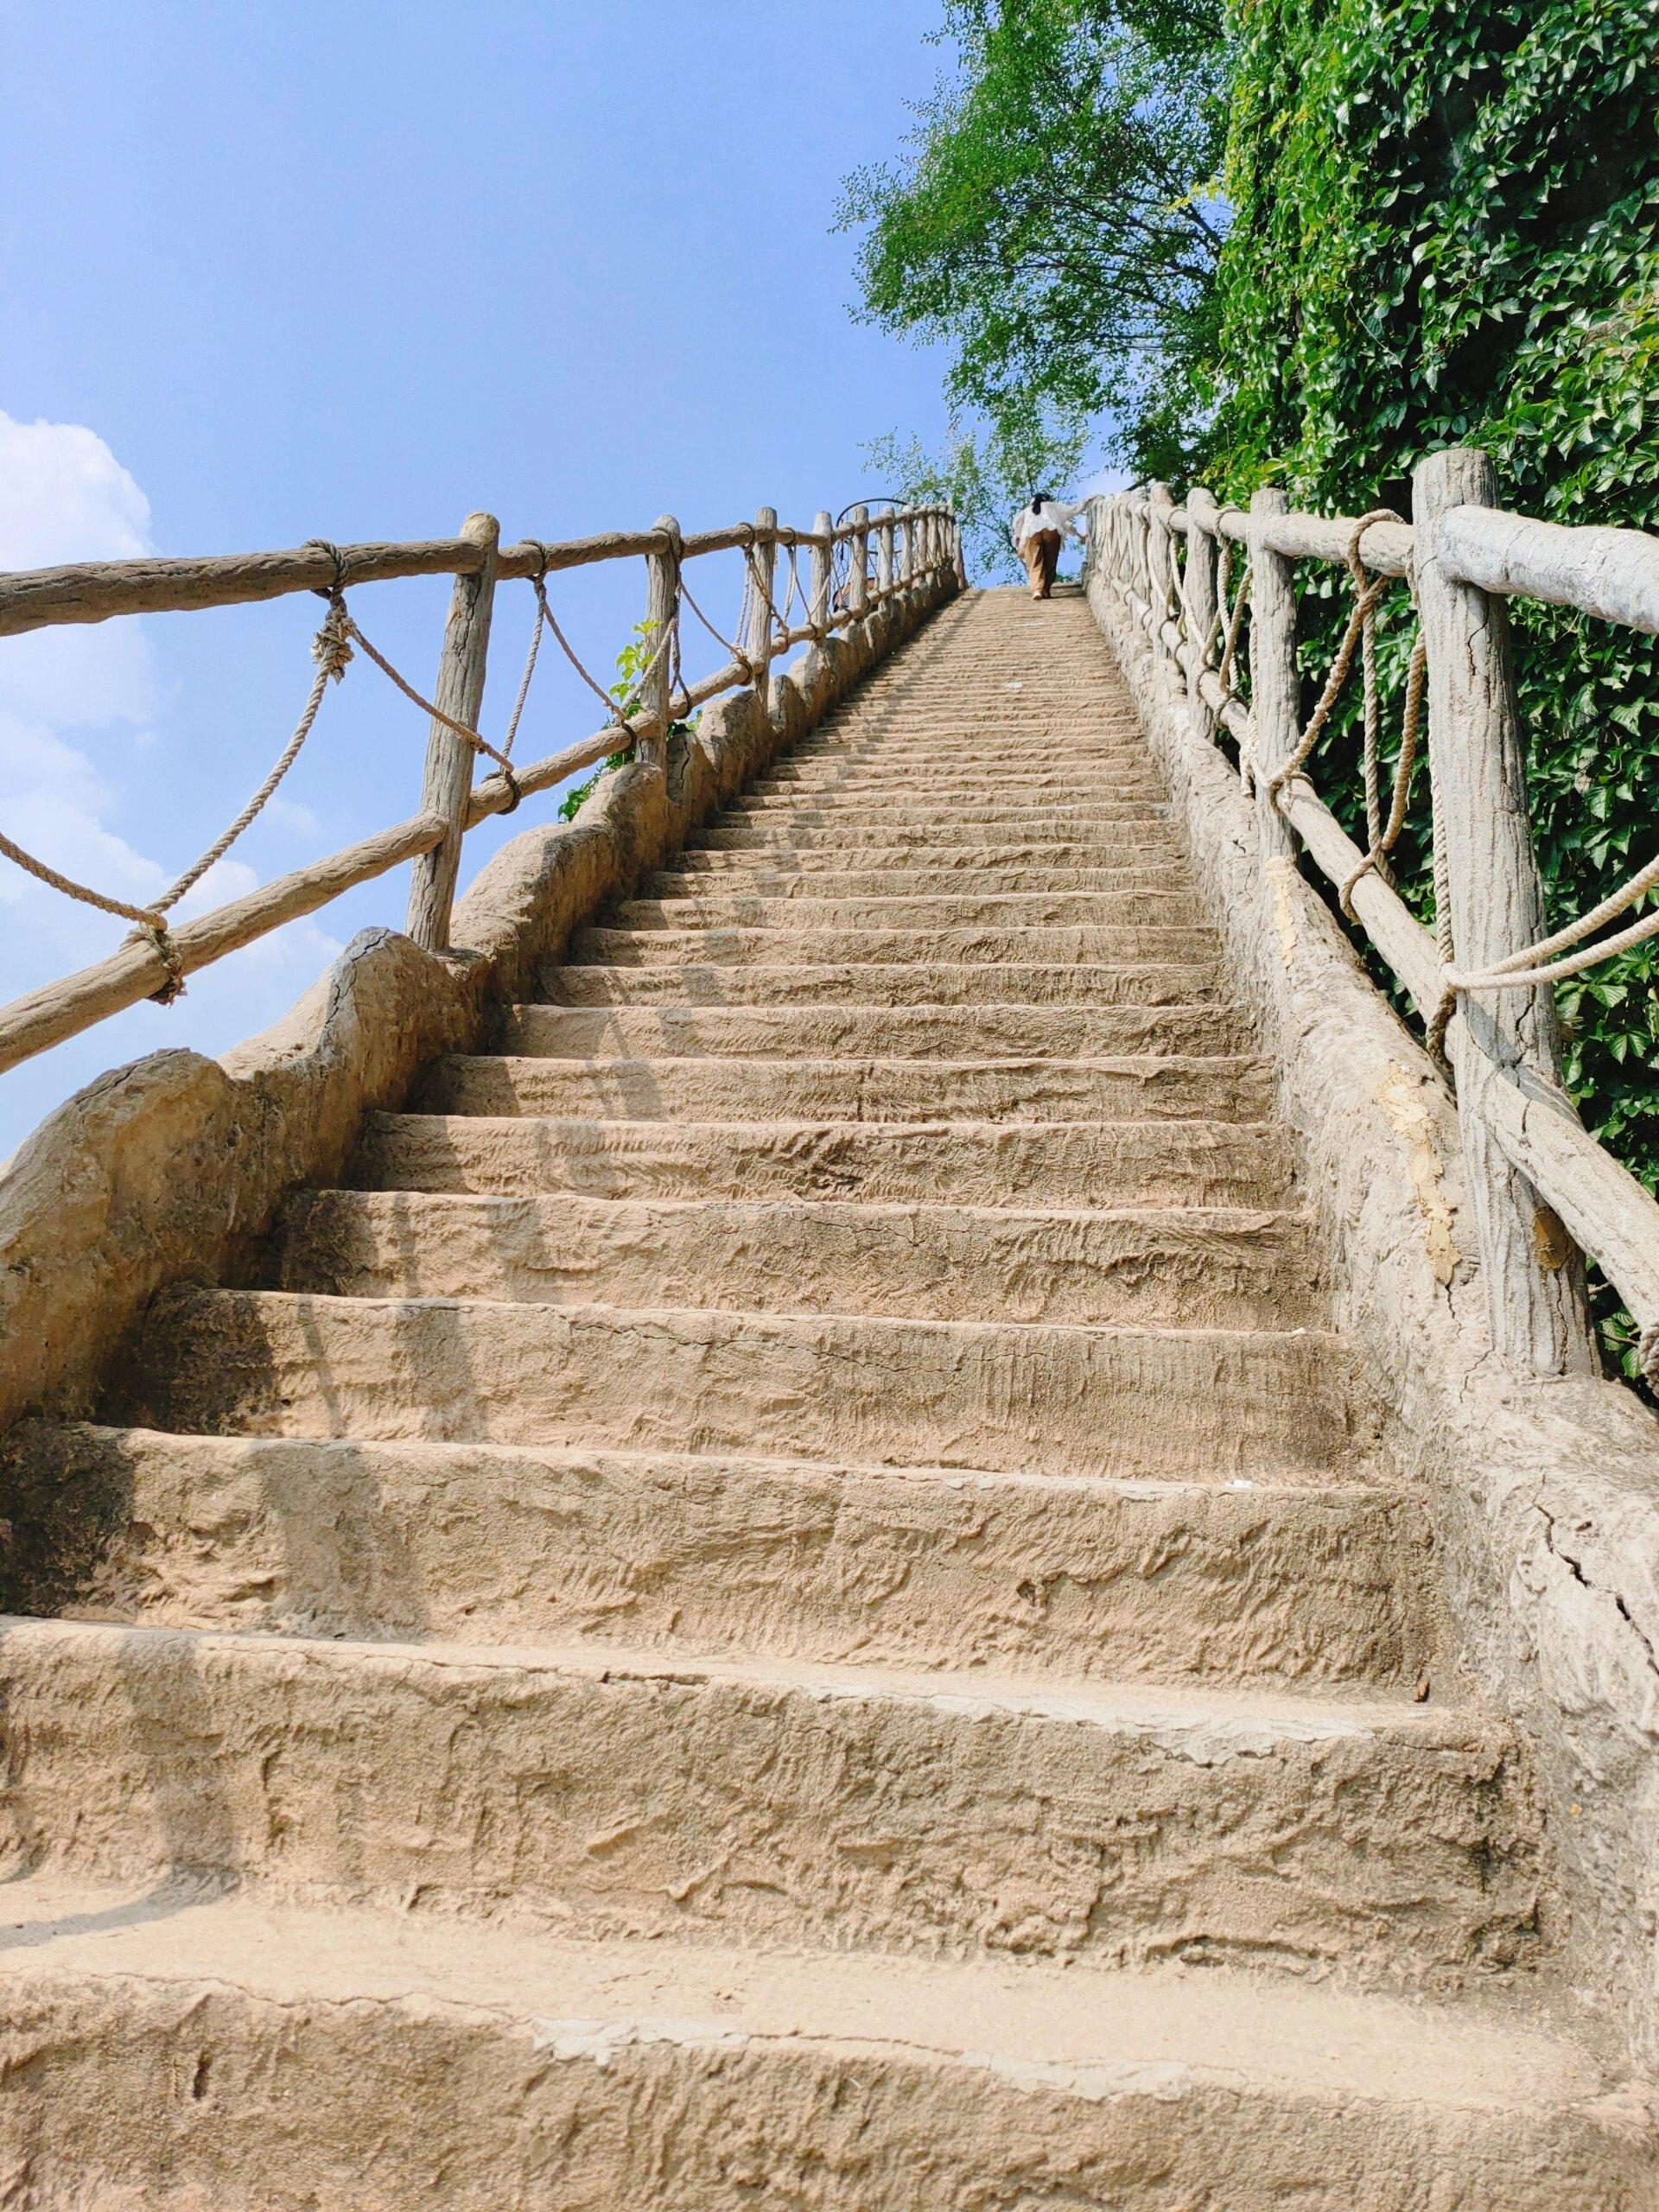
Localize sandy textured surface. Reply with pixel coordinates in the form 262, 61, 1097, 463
1, 585, 1654, 2204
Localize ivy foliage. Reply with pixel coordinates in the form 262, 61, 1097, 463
1206, 0, 1659, 1232
557, 620, 695, 822
848, 0, 1659, 1287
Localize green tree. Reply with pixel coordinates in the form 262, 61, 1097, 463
840, 0, 1231, 547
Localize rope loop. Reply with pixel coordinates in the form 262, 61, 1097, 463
1264, 506, 1403, 813
1340, 631, 1429, 918
304, 538, 347, 598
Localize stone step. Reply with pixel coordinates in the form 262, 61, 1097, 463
723, 796, 1171, 824
356, 1112, 1296, 1208
122, 1289, 1372, 1483
0, 1878, 1635, 2212
607, 891, 1198, 931
0, 1619, 1531, 1981
10, 1424, 1433, 1688
753, 766, 1165, 797
544, 960, 1226, 1007
273, 1190, 1316, 1328
414, 1052, 1271, 1126
693, 820, 1174, 849
658, 855, 1179, 890
497, 1001, 1249, 1058
570, 924, 1218, 967
798, 714, 1145, 734
760, 765, 1159, 791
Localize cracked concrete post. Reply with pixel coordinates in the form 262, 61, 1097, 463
1414, 447, 1597, 1376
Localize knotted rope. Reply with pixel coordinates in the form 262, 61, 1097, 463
1201, 525, 1255, 779
734, 524, 795, 662
1264, 510, 1403, 813
1427, 841, 1659, 1068
303, 543, 518, 782
0, 586, 358, 1003
1339, 624, 1429, 918
678, 563, 753, 680
513, 543, 679, 747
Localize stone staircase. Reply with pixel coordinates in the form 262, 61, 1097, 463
0, 588, 1649, 2207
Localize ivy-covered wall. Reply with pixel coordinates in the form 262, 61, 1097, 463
1205, 0, 1659, 1330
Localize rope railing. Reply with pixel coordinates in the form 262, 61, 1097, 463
0, 497, 959, 1080
1090, 456, 1659, 1389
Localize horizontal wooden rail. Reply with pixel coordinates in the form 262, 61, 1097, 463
0, 810, 448, 1077
0, 495, 963, 1081
1149, 486, 1659, 623
1149, 493, 1415, 581
1094, 457, 1659, 1383
0, 506, 950, 639
1433, 506, 1659, 634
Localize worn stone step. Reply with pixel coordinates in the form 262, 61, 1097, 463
273, 1190, 1315, 1328
607, 891, 1199, 932
544, 960, 1226, 1007
753, 766, 1165, 798
723, 796, 1170, 824
0, 1880, 1637, 2212
570, 924, 1218, 967
738, 757, 1163, 786
122, 1289, 1372, 1482
7, 1424, 1433, 1688
770, 774, 1148, 797
497, 1001, 1249, 1058
356, 1112, 1296, 1208
414, 1052, 1270, 1126
693, 819, 1173, 850
0, 1618, 1531, 1982
657, 856, 1179, 892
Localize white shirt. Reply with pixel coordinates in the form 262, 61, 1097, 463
1012, 499, 1085, 547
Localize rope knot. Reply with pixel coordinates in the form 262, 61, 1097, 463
312, 596, 353, 683
131, 916, 188, 1005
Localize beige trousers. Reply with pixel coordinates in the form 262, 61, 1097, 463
1020, 530, 1063, 598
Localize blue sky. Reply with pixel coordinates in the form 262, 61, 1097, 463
0, 0, 959, 1155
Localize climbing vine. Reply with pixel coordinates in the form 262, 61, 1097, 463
1204, 0, 1659, 1365
557, 620, 696, 822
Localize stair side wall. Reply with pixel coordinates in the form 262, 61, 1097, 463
0, 570, 957, 1433
1085, 567, 1659, 2070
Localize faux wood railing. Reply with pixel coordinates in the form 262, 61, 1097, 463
1090, 451, 1659, 1386
0, 499, 961, 1077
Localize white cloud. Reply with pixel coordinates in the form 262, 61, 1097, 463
0, 414, 348, 1156
0, 413, 150, 569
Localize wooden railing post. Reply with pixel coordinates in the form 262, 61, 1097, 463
639, 514, 681, 772
809, 511, 834, 635
848, 505, 870, 616
1184, 487, 1220, 719
876, 513, 896, 598
1132, 497, 1153, 611
1414, 447, 1598, 1374
406, 510, 499, 953
1249, 486, 1300, 868
1147, 482, 1177, 656
746, 506, 778, 715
